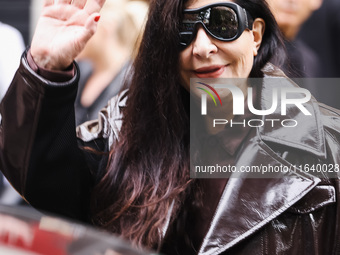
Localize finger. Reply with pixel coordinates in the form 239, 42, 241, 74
72, 12, 100, 57
67, 12, 100, 54
85, 0, 106, 14
43, 0, 54, 7
72, 0, 87, 9
58, 0, 72, 4
85, 12, 100, 35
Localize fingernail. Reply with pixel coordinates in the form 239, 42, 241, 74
94, 15, 100, 22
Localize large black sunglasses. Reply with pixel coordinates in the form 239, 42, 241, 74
179, 2, 253, 49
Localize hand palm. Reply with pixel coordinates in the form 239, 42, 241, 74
31, 0, 104, 70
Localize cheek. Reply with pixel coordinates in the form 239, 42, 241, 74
225, 40, 255, 77
179, 48, 191, 70
241, 48, 255, 76
240, 37, 256, 71
245, 47, 255, 66
231, 43, 254, 65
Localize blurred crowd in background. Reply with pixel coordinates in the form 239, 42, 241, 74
0, 0, 340, 205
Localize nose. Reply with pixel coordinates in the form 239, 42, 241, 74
192, 26, 218, 58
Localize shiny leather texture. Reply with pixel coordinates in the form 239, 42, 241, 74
1, 54, 340, 254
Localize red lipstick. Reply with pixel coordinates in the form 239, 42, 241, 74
194, 65, 225, 78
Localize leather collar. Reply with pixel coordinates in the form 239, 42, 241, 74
259, 64, 326, 159
198, 65, 323, 255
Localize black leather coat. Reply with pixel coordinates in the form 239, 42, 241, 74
1, 53, 340, 254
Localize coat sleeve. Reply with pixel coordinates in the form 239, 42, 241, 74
0, 52, 95, 222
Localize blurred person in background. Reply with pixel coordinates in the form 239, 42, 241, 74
268, 0, 340, 109
75, 0, 148, 125
0, 22, 25, 100
0, 22, 25, 206
298, 0, 340, 78
267, 0, 323, 77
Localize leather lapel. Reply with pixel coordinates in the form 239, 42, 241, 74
258, 76, 326, 158
199, 72, 325, 255
198, 136, 321, 255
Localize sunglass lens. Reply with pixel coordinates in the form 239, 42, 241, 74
180, 13, 199, 46
180, 5, 240, 47
208, 7, 239, 39
179, 32, 193, 46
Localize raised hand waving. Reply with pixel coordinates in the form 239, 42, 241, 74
31, 0, 106, 71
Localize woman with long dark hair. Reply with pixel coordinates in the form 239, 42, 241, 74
1, 0, 340, 254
